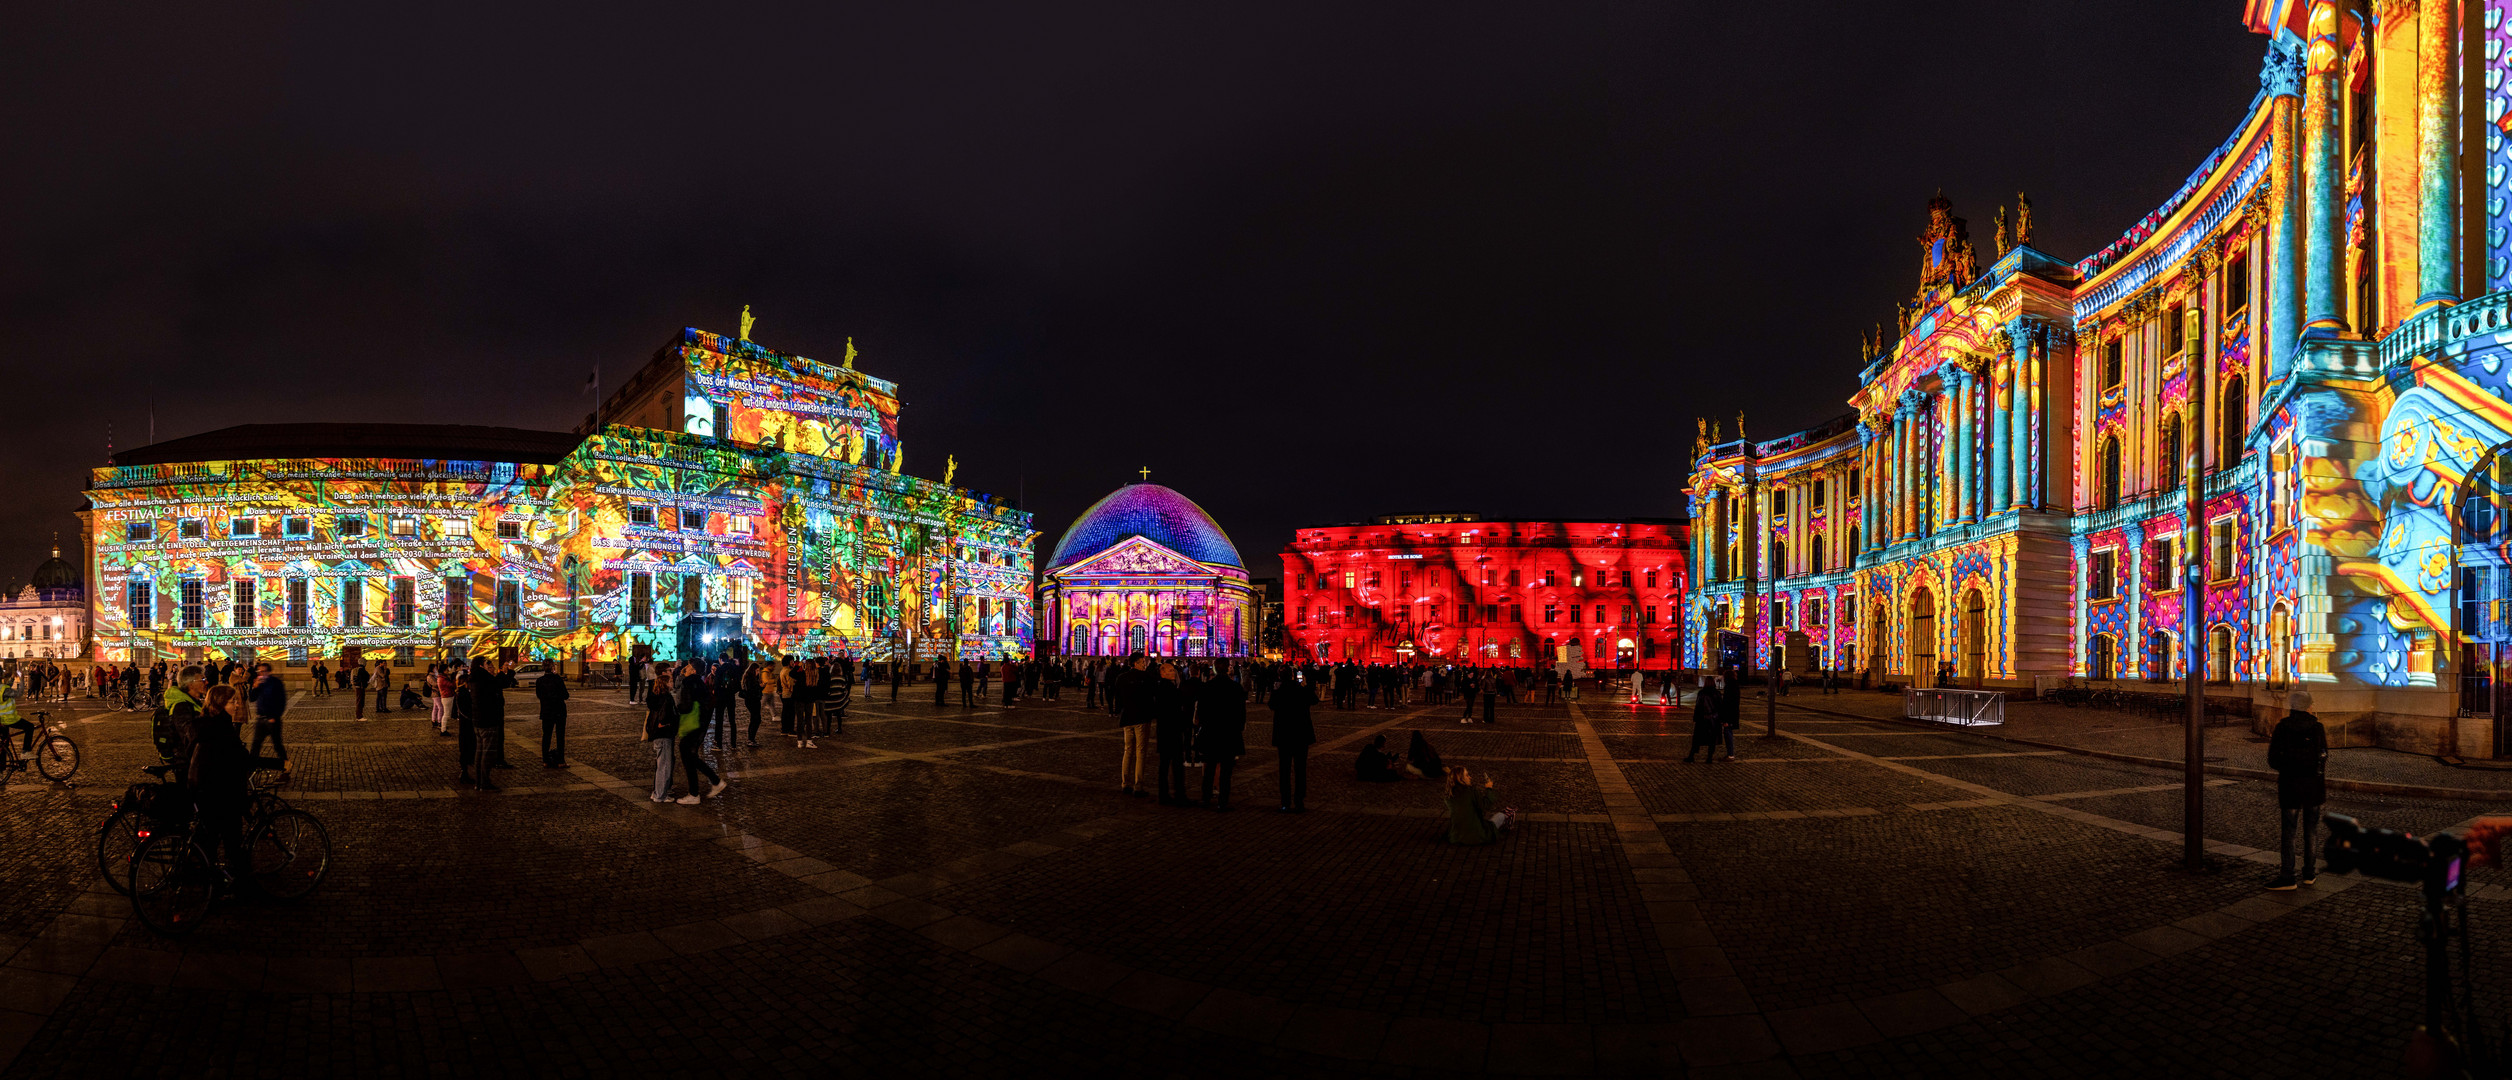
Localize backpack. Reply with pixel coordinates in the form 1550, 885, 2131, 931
151, 703, 190, 764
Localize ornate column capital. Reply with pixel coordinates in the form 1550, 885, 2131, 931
2258, 38, 2304, 99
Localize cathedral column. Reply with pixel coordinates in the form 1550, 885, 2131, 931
2263, 43, 2303, 380
1946, 369, 1971, 524
2414, 0, 2458, 311
2006, 326, 2028, 509
1894, 401, 1915, 541
1988, 358, 2010, 517
2301, 1, 2345, 334
1858, 425, 1877, 553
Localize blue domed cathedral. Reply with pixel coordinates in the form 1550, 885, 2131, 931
1037, 482, 1255, 658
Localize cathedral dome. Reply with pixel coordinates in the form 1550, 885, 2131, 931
29, 547, 78, 590
1046, 483, 1242, 571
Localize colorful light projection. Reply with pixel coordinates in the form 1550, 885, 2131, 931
1039, 484, 1254, 659
1280, 519, 1688, 668
674, 329, 904, 468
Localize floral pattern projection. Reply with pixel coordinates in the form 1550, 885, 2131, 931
86, 339, 1035, 667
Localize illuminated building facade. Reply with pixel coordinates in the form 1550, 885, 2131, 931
1282, 515, 1688, 668
79, 328, 1036, 670
1689, 0, 2512, 753
2, 546, 87, 661
1037, 483, 1254, 658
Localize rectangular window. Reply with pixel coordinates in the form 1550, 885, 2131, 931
232, 580, 256, 628
392, 577, 415, 626
288, 645, 308, 666
680, 508, 706, 532
1367, 570, 1381, 588
1297, 605, 1308, 625
1573, 570, 1585, 588
2212, 519, 2236, 580
2148, 538, 2174, 589
1622, 604, 1634, 625
1645, 605, 1657, 624
1542, 568, 1557, 587
394, 645, 414, 667
628, 505, 655, 527
1296, 574, 1308, 591
497, 519, 523, 540
1812, 480, 1827, 509
2103, 338, 2124, 390
337, 516, 367, 537
2090, 550, 2118, 600
178, 518, 204, 540
230, 517, 258, 538
180, 579, 204, 629
128, 580, 152, 627
1569, 605, 1581, 624
1620, 570, 1633, 588
1427, 604, 1440, 623
712, 403, 729, 439
1483, 604, 1498, 623
288, 578, 308, 627
283, 516, 310, 538
683, 574, 703, 613
1343, 570, 1356, 588
1342, 604, 1354, 622
1506, 569, 1520, 586
445, 518, 470, 538
341, 577, 363, 625
629, 573, 652, 625
2224, 252, 2249, 314
1594, 605, 1607, 623
389, 517, 417, 538
2164, 303, 2186, 355
497, 580, 521, 628
1398, 570, 1411, 591
729, 514, 752, 535
444, 575, 469, 627
1646, 569, 1659, 588
1544, 605, 1558, 624
125, 521, 153, 542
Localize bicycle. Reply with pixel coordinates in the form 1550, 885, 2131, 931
2, 711, 79, 784
125, 772, 330, 934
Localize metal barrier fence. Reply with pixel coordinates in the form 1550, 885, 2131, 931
1904, 687, 2005, 727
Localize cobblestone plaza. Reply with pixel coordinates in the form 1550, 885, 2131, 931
1, 686, 2502, 1077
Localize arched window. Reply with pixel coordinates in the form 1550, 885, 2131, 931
2219, 377, 2247, 466
2147, 631, 2174, 681
2160, 414, 2183, 491
2209, 624, 2234, 682
1772, 540, 1788, 578
1847, 524, 1861, 556
2090, 633, 2118, 681
1808, 539, 1826, 575
2268, 603, 2294, 688
2099, 436, 2123, 510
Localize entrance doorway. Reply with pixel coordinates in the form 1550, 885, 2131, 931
1962, 589, 1986, 685
2459, 448, 2512, 756
1909, 588, 1936, 686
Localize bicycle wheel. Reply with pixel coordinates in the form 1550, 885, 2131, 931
249, 808, 330, 902
34, 735, 77, 782
97, 806, 144, 895
128, 832, 217, 936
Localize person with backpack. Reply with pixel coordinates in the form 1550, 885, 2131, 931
249, 663, 290, 775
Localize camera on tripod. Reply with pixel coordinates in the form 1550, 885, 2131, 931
2325, 813, 2470, 898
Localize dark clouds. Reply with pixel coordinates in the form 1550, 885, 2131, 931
0, 1, 2265, 586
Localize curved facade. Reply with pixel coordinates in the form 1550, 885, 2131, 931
1689, 0, 2512, 753
79, 328, 1037, 670
1037, 483, 1253, 658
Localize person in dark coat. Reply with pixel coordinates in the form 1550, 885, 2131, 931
959, 659, 977, 707
1356, 734, 1402, 782
934, 658, 951, 707
1115, 655, 1154, 797
1685, 676, 1726, 764
2266, 690, 2330, 890
1270, 673, 1317, 812
467, 658, 519, 790
1152, 664, 1195, 805
1405, 730, 1444, 779
1197, 666, 1247, 809
535, 663, 570, 767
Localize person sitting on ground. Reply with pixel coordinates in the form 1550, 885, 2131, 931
1355, 734, 1402, 782
1405, 730, 1444, 779
1444, 765, 1512, 845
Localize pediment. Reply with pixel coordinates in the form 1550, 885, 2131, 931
1059, 535, 1208, 579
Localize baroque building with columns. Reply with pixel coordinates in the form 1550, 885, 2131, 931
1687, 0, 2512, 754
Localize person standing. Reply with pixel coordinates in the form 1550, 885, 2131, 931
373, 660, 395, 714
1153, 663, 1193, 806
645, 682, 679, 802
2266, 690, 2330, 891
351, 660, 371, 720
248, 663, 290, 774
535, 662, 570, 767
468, 658, 518, 790
889, 660, 902, 704
934, 657, 951, 707
1684, 675, 1725, 764
309, 658, 329, 697
1270, 672, 1316, 812
1719, 667, 1741, 761
1115, 654, 1153, 797
1197, 664, 1245, 810
741, 661, 765, 749
1001, 658, 1018, 706
959, 658, 977, 707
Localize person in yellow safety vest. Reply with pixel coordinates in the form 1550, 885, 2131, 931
0, 685, 28, 758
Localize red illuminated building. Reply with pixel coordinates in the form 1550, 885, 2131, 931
1281, 514, 1689, 669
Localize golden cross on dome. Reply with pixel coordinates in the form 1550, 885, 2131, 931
1138, 467, 1151, 482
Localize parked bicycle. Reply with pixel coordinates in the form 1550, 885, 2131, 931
124, 767, 330, 935
100, 765, 297, 896
1, 711, 79, 784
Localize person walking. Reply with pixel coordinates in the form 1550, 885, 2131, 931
1115, 654, 1153, 797
1684, 675, 1725, 764
1198, 664, 1245, 810
2266, 690, 2330, 890
248, 663, 290, 774
351, 660, 371, 720
1270, 672, 1316, 812
645, 681, 679, 803
535, 661, 569, 767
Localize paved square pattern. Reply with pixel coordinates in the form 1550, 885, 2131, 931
0, 687, 2501, 1076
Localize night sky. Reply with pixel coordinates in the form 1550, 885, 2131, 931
1, 2, 2267, 590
